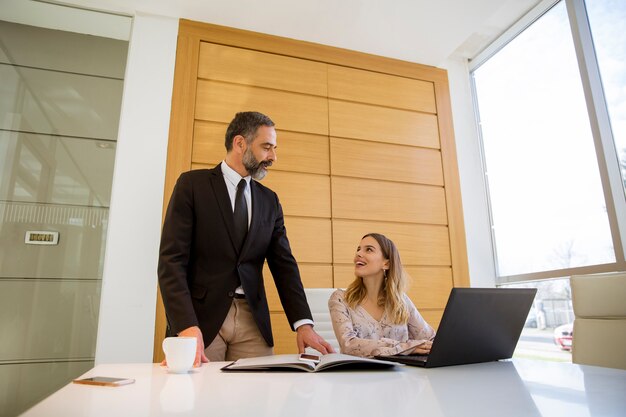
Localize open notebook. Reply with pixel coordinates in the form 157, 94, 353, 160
221, 353, 397, 372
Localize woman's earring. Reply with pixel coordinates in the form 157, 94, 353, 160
383, 269, 387, 279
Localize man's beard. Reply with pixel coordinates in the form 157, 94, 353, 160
243, 148, 272, 180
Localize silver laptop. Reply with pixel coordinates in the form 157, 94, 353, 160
375, 287, 536, 368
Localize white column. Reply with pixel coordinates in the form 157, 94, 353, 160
443, 57, 497, 288
95, 13, 178, 364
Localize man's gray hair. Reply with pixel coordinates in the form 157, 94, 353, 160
225, 111, 275, 151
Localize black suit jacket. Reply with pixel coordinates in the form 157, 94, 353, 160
158, 165, 312, 346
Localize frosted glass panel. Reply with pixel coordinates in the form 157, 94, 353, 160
0, 202, 107, 279
0, 65, 124, 139
0, 20, 127, 78
0, 361, 93, 416
0, 280, 100, 361
0, 18, 128, 417
0, 131, 115, 206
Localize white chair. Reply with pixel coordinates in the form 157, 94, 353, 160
304, 288, 340, 354
570, 272, 626, 370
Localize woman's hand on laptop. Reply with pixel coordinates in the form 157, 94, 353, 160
412, 340, 433, 355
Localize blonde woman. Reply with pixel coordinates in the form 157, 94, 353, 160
328, 233, 435, 358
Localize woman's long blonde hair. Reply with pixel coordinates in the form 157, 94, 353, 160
344, 233, 410, 324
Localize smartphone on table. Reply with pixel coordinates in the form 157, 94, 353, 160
73, 376, 135, 387
298, 353, 321, 363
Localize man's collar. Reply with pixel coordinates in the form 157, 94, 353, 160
221, 160, 251, 187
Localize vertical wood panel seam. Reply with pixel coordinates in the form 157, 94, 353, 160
326, 63, 336, 288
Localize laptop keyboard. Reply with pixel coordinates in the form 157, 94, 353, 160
375, 354, 428, 365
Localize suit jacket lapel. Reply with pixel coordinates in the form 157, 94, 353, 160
208, 163, 238, 253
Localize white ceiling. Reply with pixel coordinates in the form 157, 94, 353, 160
44, 0, 541, 67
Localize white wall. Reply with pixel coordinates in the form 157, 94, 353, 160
442, 57, 497, 288
95, 13, 178, 364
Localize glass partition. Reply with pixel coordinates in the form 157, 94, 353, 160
0, 19, 128, 416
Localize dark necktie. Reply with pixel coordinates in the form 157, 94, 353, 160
233, 179, 248, 252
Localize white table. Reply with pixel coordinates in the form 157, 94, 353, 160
21, 359, 626, 417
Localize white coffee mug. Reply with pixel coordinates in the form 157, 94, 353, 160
162, 337, 196, 373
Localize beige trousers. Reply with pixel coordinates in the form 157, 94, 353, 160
204, 298, 273, 361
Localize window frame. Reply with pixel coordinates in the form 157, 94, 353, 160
469, 0, 626, 284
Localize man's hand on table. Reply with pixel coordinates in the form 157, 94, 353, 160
160, 326, 209, 367
296, 324, 336, 355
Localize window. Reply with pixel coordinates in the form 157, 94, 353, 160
502, 279, 574, 361
470, 0, 626, 361
470, 0, 626, 284
586, 0, 626, 194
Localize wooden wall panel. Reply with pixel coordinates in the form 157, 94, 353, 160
191, 120, 227, 164
332, 265, 355, 289
195, 80, 329, 135
332, 219, 452, 266
260, 171, 331, 218
179, 19, 448, 83
404, 267, 453, 309
284, 217, 332, 263
190, 163, 213, 171
156, 20, 469, 360
435, 79, 470, 288
332, 265, 452, 310
270, 312, 296, 354
329, 100, 440, 148
328, 65, 436, 113
330, 137, 444, 186
420, 310, 444, 330
193, 122, 330, 175
267, 131, 330, 175
198, 42, 328, 96
264, 264, 333, 311
331, 177, 448, 224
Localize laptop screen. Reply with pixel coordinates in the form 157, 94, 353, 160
424, 287, 537, 367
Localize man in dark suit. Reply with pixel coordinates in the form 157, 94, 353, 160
159, 111, 334, 365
